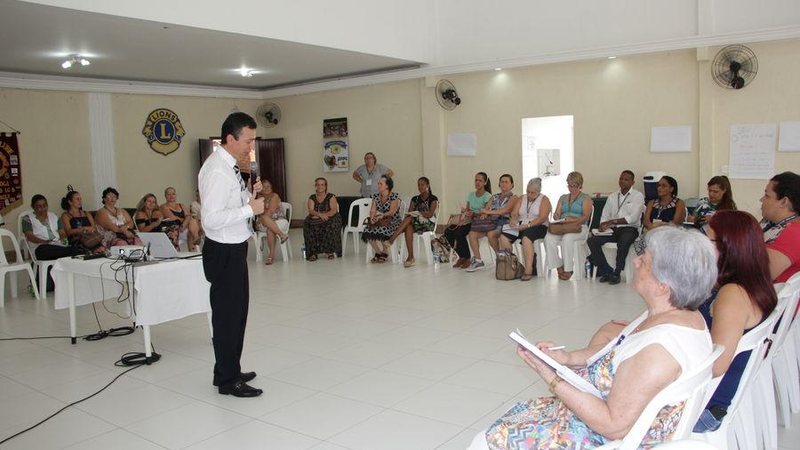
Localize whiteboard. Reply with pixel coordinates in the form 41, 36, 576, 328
729, 124, 776, 180
650, 126, 692, 152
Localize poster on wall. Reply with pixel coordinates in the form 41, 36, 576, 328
322, 118, 349, 172
729, 123, 776, 180
0, 133, 23, 214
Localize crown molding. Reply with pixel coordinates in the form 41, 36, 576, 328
1, 25, 798, 101
0, 72, 264, 99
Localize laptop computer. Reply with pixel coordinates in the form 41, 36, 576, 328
138, 232, 201, 259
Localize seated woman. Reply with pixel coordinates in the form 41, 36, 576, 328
95, 187, 142, 248
22, 195, 83, 289
498, 177, 551, 281
687, 175, 736, 226
389, 176, 438, 268
470, 227, 717, 450
544, 171, 593, 280
60, 189, 105, 254
160, 186, 201, 251
635, 176, 687, 254
134, 193, 170, 238
760, 171, 800, 283
361, 175, 402, 263
445, 172, 492, 269
255, 179, 290, 265
692, 210, 777, 432
466, 174, 518, 272
303, 177, 343, 261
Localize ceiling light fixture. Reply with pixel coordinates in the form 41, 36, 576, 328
239, 68, 255, 78
494, 67, 502, 71
607, 56, 617, 60
61, 54, 90, 69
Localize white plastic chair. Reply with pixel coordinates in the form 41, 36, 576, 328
253, 202, 292, 262
23, 240, 56, 299
16, 209, 32, 260
0, 228, 41, 307
398, 214, 439, 265
341, 197, 372, 256
592, 240, 637, 283
597, 345, 725, 450
364, 198, 406, 265
692, 306, 783, 450
511, 238, 545, 277
573, 206, 595, 280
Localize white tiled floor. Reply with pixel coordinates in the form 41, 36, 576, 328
0, 233, 798, 449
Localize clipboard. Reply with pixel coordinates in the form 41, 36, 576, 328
509, 330, 603, 398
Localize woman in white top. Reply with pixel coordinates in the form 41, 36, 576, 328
499, 178, 551, 280
255, 179, 289, 265
95, 187, 142, 248
21, 195, 83, 289
469, 227, 716, 450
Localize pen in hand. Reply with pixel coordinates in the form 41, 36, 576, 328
547, 345, 566, 351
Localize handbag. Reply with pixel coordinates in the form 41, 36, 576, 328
363, 215, 391, 228
430, 235, 452, 263
548, 221, 582, 235
496, 253, 525, 280
470, 215, 498, 233
446, 213, 471, 230
79, 231, 103, 249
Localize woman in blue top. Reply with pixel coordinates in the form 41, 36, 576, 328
693, 210, 777, 432
445, 172, 492, 268
544, 171, 592, 280
466, 174, 518, 272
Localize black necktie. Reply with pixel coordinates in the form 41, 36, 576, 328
233, 165, 246, 191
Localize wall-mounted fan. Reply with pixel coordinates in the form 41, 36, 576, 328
435, 79, 461, 111
711, 44, 758, 90
255, 102, 281, 127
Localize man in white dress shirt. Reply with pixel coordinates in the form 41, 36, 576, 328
199, 112, 265, 397
587, 170, 645, 285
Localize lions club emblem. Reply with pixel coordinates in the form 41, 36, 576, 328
142, 108, 186, 155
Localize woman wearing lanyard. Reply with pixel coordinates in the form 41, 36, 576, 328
352, 152, 394, 198
499, 177, 551, 280
760, 171, 800, 283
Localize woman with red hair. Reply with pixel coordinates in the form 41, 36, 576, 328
693, 210, 777, 432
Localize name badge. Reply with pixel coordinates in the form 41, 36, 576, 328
366, 179, 372, 186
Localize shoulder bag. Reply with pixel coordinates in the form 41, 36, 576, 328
496, 253, 525, 280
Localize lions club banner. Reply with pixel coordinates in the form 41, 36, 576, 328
0, 133, 23, 214
322, 117, 349, 173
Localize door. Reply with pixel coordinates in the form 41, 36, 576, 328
255, 138, 287, 202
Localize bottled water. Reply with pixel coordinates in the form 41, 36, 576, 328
584, 258, 592, 279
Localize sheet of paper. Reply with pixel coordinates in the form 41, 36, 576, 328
509, 330, 603, 398
779, 121, 800, 152
729, 123, 776, 180
650, 126, 692, 153
447, 133, 477, 156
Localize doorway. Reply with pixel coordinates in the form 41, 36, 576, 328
521, 115, 574, 209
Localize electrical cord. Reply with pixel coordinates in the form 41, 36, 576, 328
0, 343, 160, 445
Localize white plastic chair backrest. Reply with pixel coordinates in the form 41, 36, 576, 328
708, 305, 782, 419
16, 209, 32, 238
653, 439, 721, 449
0, 228, 24, 265
771, 273, 800, 349
684, 197, 700, 210
346, 198, 372, 230
586, 311, 648, 366
280, 202, 292, 222
612, 345, 724, 450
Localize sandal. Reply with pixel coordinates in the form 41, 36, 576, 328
307, 254, 318, 262
403, 258, 415, 268
327, 253, 335, 260
376, 253, 388, 263
279, 233, 289, 244
265, 257, 273, 265
521, 273, 534, 281
558, 271, 573, 281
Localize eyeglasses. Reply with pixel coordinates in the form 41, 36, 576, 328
567, 183, 580, 188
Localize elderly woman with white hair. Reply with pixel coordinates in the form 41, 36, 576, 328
469, 227, 717, 450
499, 177, 551, 280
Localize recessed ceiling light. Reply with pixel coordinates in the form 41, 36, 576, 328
607, 56, 617, 60
494, 67, 502, 71
239, 68, 255, 78
61, 54, 90, 69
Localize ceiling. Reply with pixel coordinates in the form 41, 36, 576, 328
0, 0, 423, 90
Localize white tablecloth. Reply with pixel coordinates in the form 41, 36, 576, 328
52, 257, 210, 326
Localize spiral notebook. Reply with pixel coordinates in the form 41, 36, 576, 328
509, 330, 603, 398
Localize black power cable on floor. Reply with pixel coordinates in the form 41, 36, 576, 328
0, 344, 161, 446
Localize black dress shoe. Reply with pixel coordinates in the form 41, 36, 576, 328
608, 274, 622, 285
213, 371, 257, 387
218, 380, 263, 397
598, 274, 611, 283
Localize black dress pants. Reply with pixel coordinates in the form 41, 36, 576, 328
202, 238, 249, 388
444, 224, 472, 259
587, 227, 639, 275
